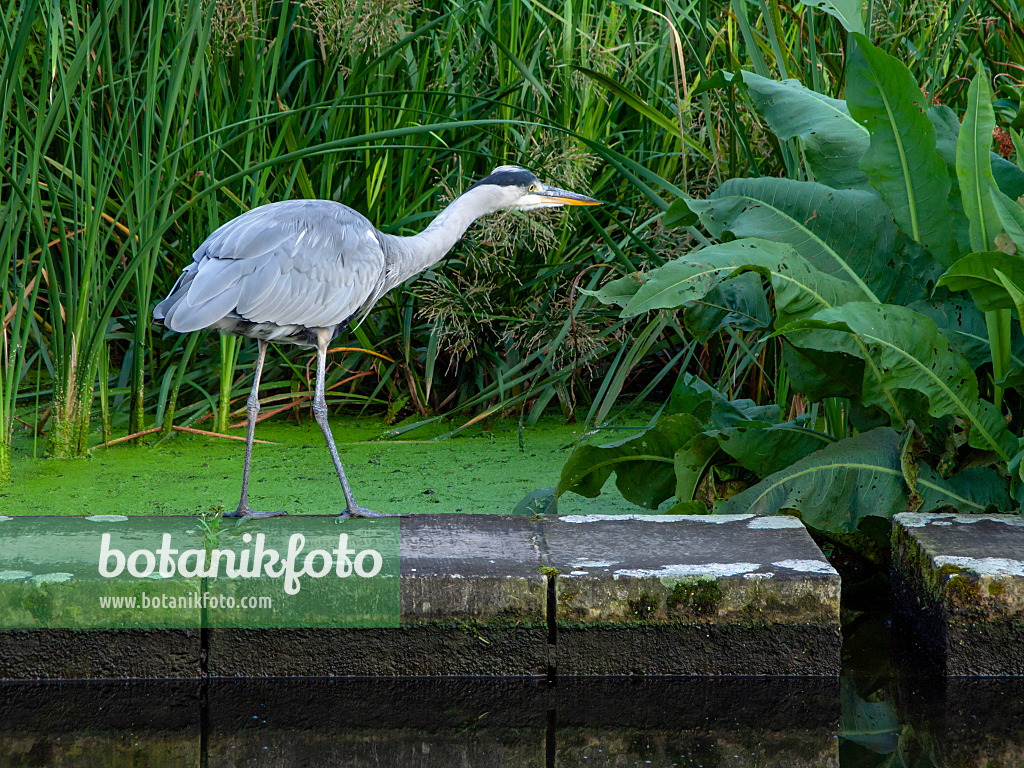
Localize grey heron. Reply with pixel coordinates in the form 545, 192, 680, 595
154, 165, 599, 518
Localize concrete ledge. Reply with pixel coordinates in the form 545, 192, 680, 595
892, 512, 1024, 676
544, 514, 841, 675
0, 513, 841, 678
208, 516, 549, 676
0, 629, 201, 680
205, 626, 549, 676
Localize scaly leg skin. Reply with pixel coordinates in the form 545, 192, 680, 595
312, 337, 405, 521
223, 339, 287, 519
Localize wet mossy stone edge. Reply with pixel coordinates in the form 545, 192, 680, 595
0, 513, 841, 678
891, 512, 1024, 676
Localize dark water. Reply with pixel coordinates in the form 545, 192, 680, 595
0, 672, 1021, 767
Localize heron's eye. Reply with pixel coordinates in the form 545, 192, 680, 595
528, 183, 539, 193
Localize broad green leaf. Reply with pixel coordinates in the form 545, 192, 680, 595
999, 129, 1024, 194
663, 500, 711, 515
782, 302, 1015, 459
615, 238, 865, 323
931, 105, 1024, 221
991, 187, 1024, 252
690, 177, 902, 301
782, 341, 865, 401
582, 273, 646, 307
556, 414, 704, 509
917, 466, 1013, 513
881, 233, 947, 306
739, 71, 870, 189
665, 197, 698, 228
957, 71, 1001, 253
937, 251, 1024, 310
719, 427, 906, 533
682, 272, 772, 342
994, 154, 1024, 200
667, 373, 780, 427
840, 679, 901, 754
847, 35, 954, 265
797, 0, 865, 34
674, 433, 721, 504
714, 420, 835, 477
908, 296, 1006, 370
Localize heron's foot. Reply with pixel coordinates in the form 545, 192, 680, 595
223, 504, 288, 519
336, 504, 406, 520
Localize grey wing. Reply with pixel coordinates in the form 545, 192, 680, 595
155, 200, 386, 333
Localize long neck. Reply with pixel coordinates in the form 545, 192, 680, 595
377, 190, 494, 291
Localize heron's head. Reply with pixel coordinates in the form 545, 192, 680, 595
466, 165, 600, 212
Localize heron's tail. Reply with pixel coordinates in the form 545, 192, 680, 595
152, 265, 197, 331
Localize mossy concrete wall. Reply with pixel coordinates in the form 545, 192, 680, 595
1, 513, 840, 678
543, 514, 841, 675
891, 512, 1024, 676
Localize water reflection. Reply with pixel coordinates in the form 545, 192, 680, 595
1, 678, 839, 767
0, 672, 1020, 767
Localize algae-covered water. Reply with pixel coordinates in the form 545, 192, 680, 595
1, 416, 649, 517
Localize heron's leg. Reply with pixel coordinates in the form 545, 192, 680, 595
224, 339, 286, 518
312, 340, 400, 519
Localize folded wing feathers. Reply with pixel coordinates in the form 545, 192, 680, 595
159, 201, 386, 333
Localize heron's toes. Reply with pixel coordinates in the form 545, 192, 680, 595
224, 505, 288, 519
337, 505, 405, 520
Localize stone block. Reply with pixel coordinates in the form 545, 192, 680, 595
891, 512, 1024, 675
0, 515, 203, 679
206, 514, 549, 676
543, 514, 841, 675
1, 513, 842, 677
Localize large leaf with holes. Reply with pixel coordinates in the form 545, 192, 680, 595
908, 296, 1010, 370
556, 414, 704, 509
713, 420, 835, 477
719, 428, 906, 532
782, 303, 1015, 459
667, 373, 780, 427
846, 35, 954, 265
739, 71, 870, 189
782, 340, 866, 401
584, 238, 865, 325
